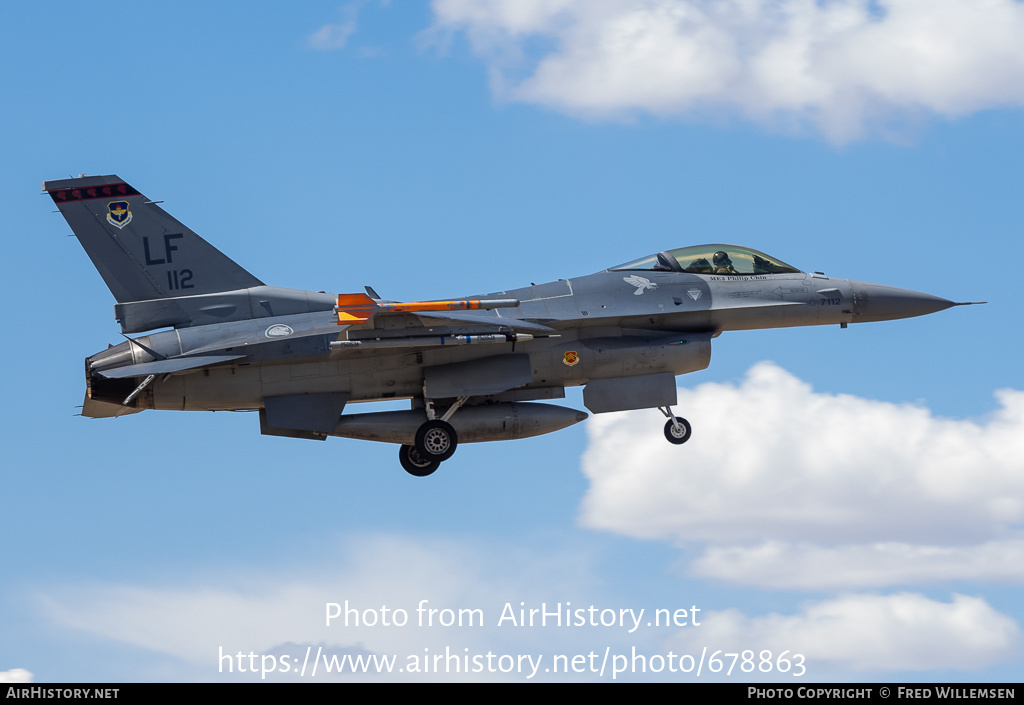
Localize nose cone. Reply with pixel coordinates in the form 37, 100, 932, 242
851, 281, 956, 323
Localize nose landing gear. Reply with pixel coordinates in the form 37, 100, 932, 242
659, 407, 691, 445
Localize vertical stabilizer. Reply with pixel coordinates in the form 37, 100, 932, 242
44, 175, 263, 303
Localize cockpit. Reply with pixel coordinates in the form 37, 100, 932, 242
611, 244, 802, 276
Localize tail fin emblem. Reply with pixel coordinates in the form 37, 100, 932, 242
106, 201, 132, 229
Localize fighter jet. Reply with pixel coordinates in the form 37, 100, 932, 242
44, 175, 979, 476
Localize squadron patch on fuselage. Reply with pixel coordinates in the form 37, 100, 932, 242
563, 351, 579, 366
106, 201, 132, 229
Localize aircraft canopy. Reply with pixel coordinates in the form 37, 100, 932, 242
611, 244, 802, 276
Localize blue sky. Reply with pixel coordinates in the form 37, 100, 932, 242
2, 0, 1023, 682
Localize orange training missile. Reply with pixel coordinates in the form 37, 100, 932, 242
377, 298, 518, 313
335, 293, 377, 324
335, 294, 518, 325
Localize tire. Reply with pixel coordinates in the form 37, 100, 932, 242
399, 444, 441, 477
414, 419, 459, 461
664, 417, 692, 445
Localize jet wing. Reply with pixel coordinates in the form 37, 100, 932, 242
334, 292, 554, 334
330, 294, 559, 351
410, 310, 556, 332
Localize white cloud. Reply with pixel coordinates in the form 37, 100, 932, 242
581, 361, 1024, 545
0, 669, 33, 683
579, 362, 1024, 589
429, 0, 1024, 141
37, 534, 607, 680
670, 593, 1021, 672
34, 529, 1024, 678
309, 3, 363, 51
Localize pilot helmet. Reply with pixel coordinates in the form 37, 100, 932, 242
713, 251, 732, 266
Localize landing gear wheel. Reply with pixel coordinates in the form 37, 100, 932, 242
399, 444, 441, 477
415, 419, 458, 461
664, 417, 692, 445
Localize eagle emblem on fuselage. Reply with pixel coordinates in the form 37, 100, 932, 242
623, 275, 657, 295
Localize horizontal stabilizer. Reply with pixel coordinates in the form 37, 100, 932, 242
95, 355, 245, 379
182, 310, 340, 356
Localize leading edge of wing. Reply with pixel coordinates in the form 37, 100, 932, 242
411, 311, 557, 332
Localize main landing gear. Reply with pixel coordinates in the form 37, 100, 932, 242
659, 406, 692, 445
415, 419, 458, 461
398, 443, 443, 477
400, 393, 466, 477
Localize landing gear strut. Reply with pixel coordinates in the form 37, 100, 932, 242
401, 392, 467, 476
659, 407, 691, 445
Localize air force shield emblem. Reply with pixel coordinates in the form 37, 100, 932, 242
106, 201, 132, 229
